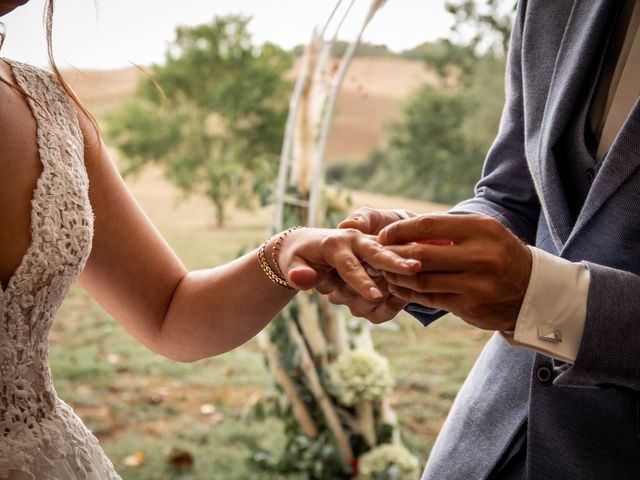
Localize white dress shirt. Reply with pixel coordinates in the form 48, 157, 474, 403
500, 249, 589, 363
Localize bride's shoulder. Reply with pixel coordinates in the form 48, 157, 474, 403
2, 57, 54, 76
1, 57, 68, 101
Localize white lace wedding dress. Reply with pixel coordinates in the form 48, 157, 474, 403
0, 59, 121, 479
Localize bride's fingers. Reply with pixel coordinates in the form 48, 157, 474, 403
314, 270, 344, 295
353, 238, 421, 276
327, 284, 360, 305
329, 249, 384, 301
286, 255, 319, 290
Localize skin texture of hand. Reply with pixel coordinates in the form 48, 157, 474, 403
276, 227, 421, 302
379, 214, 532, 332
316, 268, 408, 323
312, 207, 414, 323
337, 206, 407, 235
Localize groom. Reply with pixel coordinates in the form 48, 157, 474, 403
323, 1, 640, 478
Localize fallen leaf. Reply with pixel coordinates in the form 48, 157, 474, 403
166, 448, 194, 471
199, 403, 216, 415
122, 451, 145, 467
148, 392, 164, 404
209, 412, 225, 425
106, 354, 121, 365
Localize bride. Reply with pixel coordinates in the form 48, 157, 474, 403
0, 1, 420, 478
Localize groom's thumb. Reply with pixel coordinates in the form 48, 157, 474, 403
286, 256, 319, 290
338, 207, 375, 233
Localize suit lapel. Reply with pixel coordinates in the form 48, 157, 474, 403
537, 0, 617, 250
564, 99, 640, 251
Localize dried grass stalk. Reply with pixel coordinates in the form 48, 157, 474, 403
356, 401, 377, 447
297, 293, 329, 365
318, 297, 350, 358
257, 332, 319, 439
287, 320, 354, 463
380, 396, 401, 445
307, 0, 389, 225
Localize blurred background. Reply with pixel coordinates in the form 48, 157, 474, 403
2, 1, 513, 478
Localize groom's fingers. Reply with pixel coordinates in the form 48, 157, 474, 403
378, 213, 488, 245
350, 236, 422, 276
338, 207, 378, 233
385, 244, 464, 272
384, 272, 465, 294
327, 284, 359, 305
367, 295, 408, 324
338, 207, 402, 235
328, 284, 406, 324
387, 284, 459, 313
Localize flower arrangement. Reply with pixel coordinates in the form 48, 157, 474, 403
330, 349, 394, 406
358, 444, 420, 480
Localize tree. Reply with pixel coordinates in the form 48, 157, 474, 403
445, 0, 514, 56
107, 16, 292, 227
333, 0, 515, 205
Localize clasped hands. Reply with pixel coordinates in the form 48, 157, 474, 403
280, 209, 532, 332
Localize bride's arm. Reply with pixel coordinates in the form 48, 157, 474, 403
77, 113, 419, 362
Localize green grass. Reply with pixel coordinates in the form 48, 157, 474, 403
48, 167, 491, 479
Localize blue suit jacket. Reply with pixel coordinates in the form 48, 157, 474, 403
417, 1, 640, 479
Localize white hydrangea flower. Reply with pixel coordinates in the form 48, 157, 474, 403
358, 444, 420, 480
330, 349, 394, 406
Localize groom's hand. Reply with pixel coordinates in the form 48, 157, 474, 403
337, 207, 408, 235
379, 214, 532, 332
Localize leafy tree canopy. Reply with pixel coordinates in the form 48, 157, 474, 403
330, 0, 515, 205
107, 16, 292, 226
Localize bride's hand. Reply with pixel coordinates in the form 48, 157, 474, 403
275, 227, 421, 301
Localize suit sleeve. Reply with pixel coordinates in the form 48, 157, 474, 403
407, 0, 541, 326
450, 0, 539, 242
552, 263, 640, 390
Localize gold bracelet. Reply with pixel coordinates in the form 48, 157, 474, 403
258, 239, 296, 290
272, 226, 304, 279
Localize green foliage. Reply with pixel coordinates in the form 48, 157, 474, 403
398, 42, 434, 60
291, 41, 394, 58
445, 0, 515, 55
331, 41, 393, 58
107, 16, 292, 226
358, 444, 420, 480
332, 1, 514, 205
387, 86, 485, 203
250, 307, 357, 480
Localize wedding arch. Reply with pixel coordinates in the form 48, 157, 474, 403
255, 1, 420, 478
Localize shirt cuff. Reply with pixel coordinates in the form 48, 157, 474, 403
500, 246, 590, 364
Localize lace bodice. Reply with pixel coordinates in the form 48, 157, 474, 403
0, 60, 120, 479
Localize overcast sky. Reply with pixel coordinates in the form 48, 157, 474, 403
0, 0, 453, 70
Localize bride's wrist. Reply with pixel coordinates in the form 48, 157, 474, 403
258, 226, 305, 290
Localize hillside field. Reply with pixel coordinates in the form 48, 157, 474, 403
63, 57, 436, 163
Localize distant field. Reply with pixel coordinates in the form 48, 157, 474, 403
63, 57, 435, 162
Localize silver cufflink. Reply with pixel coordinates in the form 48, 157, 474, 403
538, 325, 562, 343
